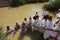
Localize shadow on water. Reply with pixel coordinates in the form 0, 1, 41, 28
13, 30, 18, 37
18, 31, 45, 40
18, 31, 26, 40
27, 31, 45, 40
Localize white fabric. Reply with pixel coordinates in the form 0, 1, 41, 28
33, 20, 38, 31
24, 20, 29, 31
36, 19, 43, 27
43, 20, 54, 39
4, 28, 14, 34
50, 22, 60, 38
56, 13, 60, 19
43, 30, 50, 39
42, 11, 48, 16
48, 21, 57, 37
28, 19, 33, 25
43, 20, 48, 27
56, 22, 60, 40
35, 13, 39, 16
24, 20, 29, 26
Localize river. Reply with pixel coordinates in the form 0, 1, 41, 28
0, 3, 56, 40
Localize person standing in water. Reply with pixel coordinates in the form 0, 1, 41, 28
35, 12, 39, 17
52, 17, 60, 40
5, 26, 14, 35
43, 16, 54, 40
42, 9, 49, 20
23, 18, 28, 33
27, 17, 33, 32
14, 22, 20, 31
56, 9, 60, 19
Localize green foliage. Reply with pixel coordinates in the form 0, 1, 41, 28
10, 0, 20, 7
0, 26, 6, 40
9, 0, 49, 7
43, 0, 60, 11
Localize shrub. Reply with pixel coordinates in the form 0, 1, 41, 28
43, 0, 60, 11
8, 0, 49, 7
0, 26, 6, 40
38, 0, 49, 3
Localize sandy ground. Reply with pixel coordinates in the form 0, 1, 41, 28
0, 3, 55, 40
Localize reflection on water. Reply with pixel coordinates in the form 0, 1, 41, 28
0, 3, 55, 40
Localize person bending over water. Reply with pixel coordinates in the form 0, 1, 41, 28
14, 23, 20, 31
5, 26, 14, 35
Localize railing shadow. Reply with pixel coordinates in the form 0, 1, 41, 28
18, 31, 26, 40
18, 31, 45, 40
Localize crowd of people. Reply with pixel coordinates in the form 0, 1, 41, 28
4, 9, 60, 40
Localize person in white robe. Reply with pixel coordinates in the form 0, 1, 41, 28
27, 17, 33, 32
23, 18, 29, 32
14, 22, 21, 31
35, 12, 39, 17
53, 18, 60, 40
5, 26, 14, 35
21, 22, 27, 33
43, 16, 54, 40
33, 16, 38, 31
42, 9, 49, 19
36, 16, 44, 33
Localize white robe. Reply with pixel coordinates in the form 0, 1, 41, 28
36, 18, 43, 27
35, 14, 39, 16
43, 21, 54, 39
36, 18, 44, 32
53, 22, 60, 40
49, 22, 60, 38
28, 19, 33, 25
4, 27, 14, 34
24, 20, 29, 31
42, 11, 48, 16
33, 20, 38, 31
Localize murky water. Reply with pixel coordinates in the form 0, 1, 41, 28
0, 3, 55, 40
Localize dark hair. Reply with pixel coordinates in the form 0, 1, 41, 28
36, 12, 38, 14
33, 16, 36, 20
49, 16, 52, 19
7, 26, 10, 30
29, 17, 32, 20
43, 15, 49, 19
36, 16, 39, 19
24, 18, 27, 21
22, 22, 25, 25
